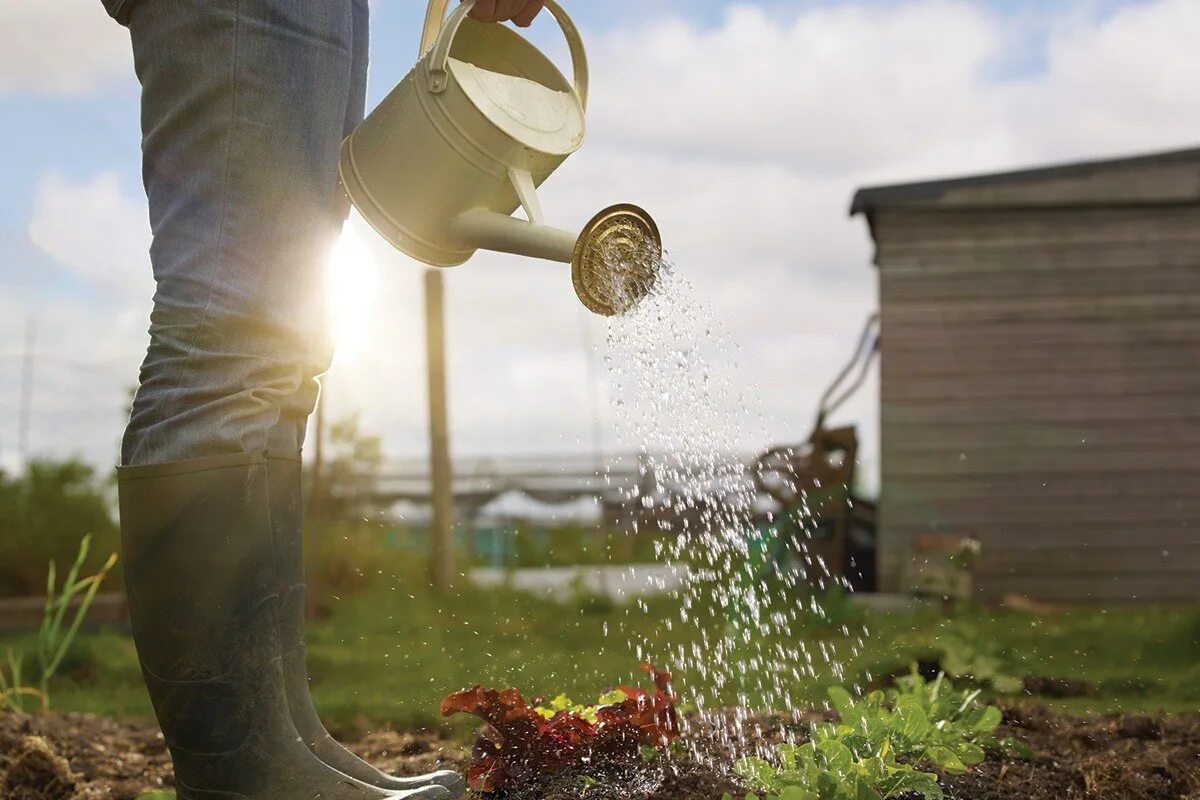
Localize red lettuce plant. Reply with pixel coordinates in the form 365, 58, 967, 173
441, 663, 680, 793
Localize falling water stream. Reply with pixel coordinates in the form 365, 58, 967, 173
601, 255, 871, 764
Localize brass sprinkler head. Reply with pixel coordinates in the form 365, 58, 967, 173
572, 204, 663, 317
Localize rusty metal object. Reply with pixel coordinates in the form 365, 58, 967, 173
752, 313, 880, 587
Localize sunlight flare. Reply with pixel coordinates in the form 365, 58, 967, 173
326, 216, 381, 366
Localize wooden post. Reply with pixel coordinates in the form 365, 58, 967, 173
425, 269, 455, 592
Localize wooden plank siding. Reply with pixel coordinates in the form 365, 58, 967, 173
855, 149, 1200, 602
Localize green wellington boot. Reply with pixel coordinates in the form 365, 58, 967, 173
119, 453, 450, 800
265, 453, 467, 799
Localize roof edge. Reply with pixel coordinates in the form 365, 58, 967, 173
849, 145, 1200, 216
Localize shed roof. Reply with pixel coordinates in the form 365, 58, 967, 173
850, 146, 1200, 216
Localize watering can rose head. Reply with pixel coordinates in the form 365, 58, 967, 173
340, 0, 663, 317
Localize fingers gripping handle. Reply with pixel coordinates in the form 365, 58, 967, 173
425, 0, 590, 109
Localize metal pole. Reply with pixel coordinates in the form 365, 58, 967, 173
425, 269, 455, 591
17, 317, 36, 470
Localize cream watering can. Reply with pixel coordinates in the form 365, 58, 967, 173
339, 0, 662, 316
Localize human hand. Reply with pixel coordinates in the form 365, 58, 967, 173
466, 0, 546, 28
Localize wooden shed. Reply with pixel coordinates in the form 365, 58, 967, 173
851, 147, 1200, 603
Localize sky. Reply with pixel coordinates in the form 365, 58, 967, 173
1, 0, 1197, 490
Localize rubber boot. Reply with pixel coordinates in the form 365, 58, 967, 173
266, 454, 467, 799
119, 453, 450, 800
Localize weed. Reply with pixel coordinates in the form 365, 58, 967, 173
0, 535, 118, 713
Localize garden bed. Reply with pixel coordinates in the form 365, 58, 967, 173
2, 706, 1197, 800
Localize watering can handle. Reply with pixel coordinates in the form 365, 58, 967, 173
423, 0, 590, 109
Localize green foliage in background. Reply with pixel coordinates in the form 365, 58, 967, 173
1, 535, 118, 713
934, 632, 1025, 694
308, 414, 385, 524
0, 460, 119, 597
6, 537, 1200, 727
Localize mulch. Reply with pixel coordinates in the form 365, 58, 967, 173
2, 705, 1198, 800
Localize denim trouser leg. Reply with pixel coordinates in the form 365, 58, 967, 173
122, 0, 370, 467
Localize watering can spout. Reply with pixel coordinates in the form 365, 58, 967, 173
449, 204, 663, 316
450, 209, 578, 264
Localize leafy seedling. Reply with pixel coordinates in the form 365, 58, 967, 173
442, 662, 679, 793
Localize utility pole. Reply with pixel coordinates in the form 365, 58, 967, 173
17, 317, 36, 470
418, 2, 456, 592
425, 269, 455, 592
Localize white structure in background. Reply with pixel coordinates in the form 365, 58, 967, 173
475, 490, 602, 525
470, 562, 689, 603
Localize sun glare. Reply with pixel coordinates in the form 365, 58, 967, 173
326, 217, 381, 365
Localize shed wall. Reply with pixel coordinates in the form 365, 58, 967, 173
874, 205, 1200, 602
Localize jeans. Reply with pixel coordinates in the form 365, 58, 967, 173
121, 0, 369, 467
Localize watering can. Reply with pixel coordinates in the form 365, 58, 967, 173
339, 0, 662, 316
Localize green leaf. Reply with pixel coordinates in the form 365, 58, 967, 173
777, 743, 802, 772
927, 746, 968, 775
853, 775, 884, 800
816, 739, 855, 774
736, 757, 779, 790
828, 686, 856, 719
955, 742, 985, 767
816, 770, 843, 798
895, 698, 930, 741
888, 769, 944, 800
972, 705, 1002, 736
996, 736, 1035, 760
135, 793, 176, 800
779, 787, 820, 800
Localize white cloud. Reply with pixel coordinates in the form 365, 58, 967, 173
1001, 0, 1200, 162
28, 171, 154, 299
2, 171, 152, 468
14, 0, 1200, 496
297, 0, 1200, 495
0, 0, 132, 94
588, 1, 1006, 173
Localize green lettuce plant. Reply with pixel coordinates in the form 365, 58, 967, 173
727, 672, 1029, 800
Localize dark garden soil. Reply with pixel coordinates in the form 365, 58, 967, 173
2, 705, 1198, 800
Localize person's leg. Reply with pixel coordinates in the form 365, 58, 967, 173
262, 4, 462, 793
118, 1, 448, 797
269, 457, 467, 796
122, 0, 350, 467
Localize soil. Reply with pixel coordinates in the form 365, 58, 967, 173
2, 706, 1197, 800
0, 713, 468, 800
